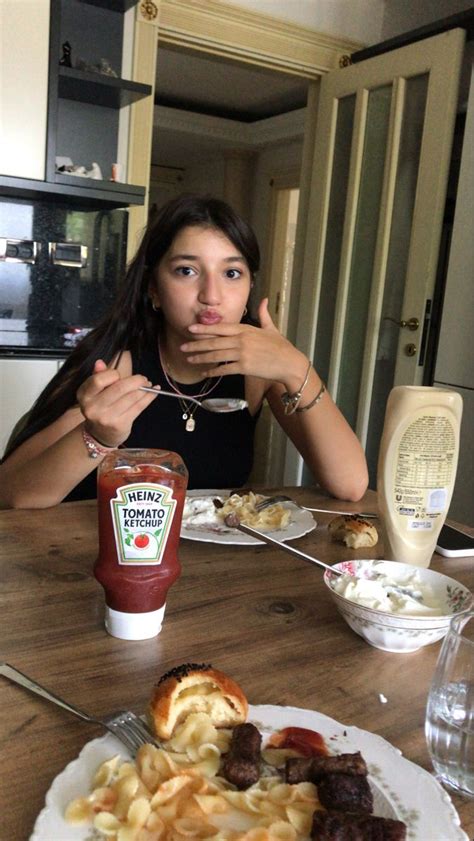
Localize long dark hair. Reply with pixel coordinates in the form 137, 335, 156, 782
4, 194, 260, 459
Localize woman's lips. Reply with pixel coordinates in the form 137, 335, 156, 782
197, 310, 222, 325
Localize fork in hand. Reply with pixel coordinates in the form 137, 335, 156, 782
0, 663, 159, 756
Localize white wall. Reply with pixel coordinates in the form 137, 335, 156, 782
381, 0, 474, 41
221, 0, 473, 48
149, 158, 225, 212
185, 159, 226, 199
218, 0, 383, 44
433, 61, 474, 526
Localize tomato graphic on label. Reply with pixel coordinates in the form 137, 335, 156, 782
134, 533, 150, 549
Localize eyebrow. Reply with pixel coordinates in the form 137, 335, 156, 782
168, 253, 246, 263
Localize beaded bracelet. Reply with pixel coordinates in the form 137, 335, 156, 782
296, 380, 326, 413
82, 426, 116, 459
280, 358, 312, 415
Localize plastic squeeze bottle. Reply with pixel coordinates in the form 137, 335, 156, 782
94, 449, 188, 640
377, 386, 462, 568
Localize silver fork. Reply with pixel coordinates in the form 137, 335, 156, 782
255, 494, 378, 519
0, 663, 159, 755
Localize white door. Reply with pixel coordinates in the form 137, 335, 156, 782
286, 29, 465, 486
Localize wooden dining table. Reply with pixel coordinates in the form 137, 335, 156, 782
0, 487, 473, 840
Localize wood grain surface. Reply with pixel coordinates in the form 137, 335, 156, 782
0, 488, 472, 840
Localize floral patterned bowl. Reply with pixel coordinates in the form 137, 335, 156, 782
323, 560, 473, 653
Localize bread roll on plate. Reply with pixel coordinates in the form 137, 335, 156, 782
328, 515, 378, 549
150, 663, 248, 739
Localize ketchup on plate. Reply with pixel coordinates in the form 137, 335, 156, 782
94, 449, 188, 640
267, 726, 328, 757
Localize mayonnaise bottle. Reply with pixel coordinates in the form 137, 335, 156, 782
377, 386, 462, 568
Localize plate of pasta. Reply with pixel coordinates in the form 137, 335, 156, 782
30, 703, 467, 841
180, 490, 316, 545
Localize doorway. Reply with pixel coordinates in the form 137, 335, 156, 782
150, 44, 309, 292
150, 44, 309, 482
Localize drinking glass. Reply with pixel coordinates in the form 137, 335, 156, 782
425, 609, 474, 797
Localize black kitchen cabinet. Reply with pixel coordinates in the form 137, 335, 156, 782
0, 0, 151, 209
47, 0, 151, 206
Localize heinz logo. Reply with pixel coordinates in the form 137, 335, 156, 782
111, 483, 176, 565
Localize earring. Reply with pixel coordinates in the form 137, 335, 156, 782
151, 300, 159, 312
243, 306, 248, 317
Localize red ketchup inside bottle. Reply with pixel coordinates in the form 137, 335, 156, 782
94, 449, 188, 640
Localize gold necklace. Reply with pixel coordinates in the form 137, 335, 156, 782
177, 379, 215, 432
178, 396, 200, 432
158, 340, 222, 432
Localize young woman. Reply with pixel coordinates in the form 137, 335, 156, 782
0, 194, 368, 508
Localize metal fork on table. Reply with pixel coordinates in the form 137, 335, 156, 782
0, 663, 159, 755
255, 494, 378, 519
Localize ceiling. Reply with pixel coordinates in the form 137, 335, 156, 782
154, 45, 310, 121
152, 45, 310, 167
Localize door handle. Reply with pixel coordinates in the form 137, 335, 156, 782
384, 316, 419, 331
0, 238, 40, 264
49, 242, 88, 268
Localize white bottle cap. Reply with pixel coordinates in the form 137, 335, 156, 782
105, 604, 166, 640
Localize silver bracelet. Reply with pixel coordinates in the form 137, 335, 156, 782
296, 380, 326, 413
82, 426, 116, 459
280, 358, 312, 415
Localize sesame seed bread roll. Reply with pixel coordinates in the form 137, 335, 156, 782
150, 663, 248, 740
328, 515, 378, 549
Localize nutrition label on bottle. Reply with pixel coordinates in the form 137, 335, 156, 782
393, 414, 456, 526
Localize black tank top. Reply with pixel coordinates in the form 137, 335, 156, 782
66, 343, 260, 500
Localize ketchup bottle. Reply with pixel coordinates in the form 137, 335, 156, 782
94, 449, 188, 640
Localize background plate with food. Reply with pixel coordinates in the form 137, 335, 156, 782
180, 490, 316, 545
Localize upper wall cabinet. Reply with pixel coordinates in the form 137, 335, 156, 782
0, 0, 151, 208
0, 0, 50, 180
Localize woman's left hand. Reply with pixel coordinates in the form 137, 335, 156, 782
181, 298, 307, 385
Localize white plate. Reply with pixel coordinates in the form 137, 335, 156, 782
180, 489, 316, 545
31, 704, 467, 841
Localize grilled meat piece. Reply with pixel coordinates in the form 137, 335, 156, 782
286, 757, 314, 783
221, 722, 262, 789
317, 773, 374, 814
286, 752, 368, 784
311, 810, 407, 840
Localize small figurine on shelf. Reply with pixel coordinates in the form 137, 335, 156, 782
87, 162, 103, 180
110, 163, 122, 182
97, 58, 118, 78
59, 41, 72, 67
55, 158, 102, 180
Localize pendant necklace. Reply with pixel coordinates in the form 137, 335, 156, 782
158, 340, 222, 432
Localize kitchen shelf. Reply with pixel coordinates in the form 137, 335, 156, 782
0, 174, 145, 209
58, 66, 151, 109
54, 171, 145, 196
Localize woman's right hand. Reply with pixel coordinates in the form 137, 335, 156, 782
76, 359, 158, 446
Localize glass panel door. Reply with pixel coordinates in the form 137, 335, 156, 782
337, 85, 392, 428
294, 29, 465, 488
365, 74, 429, 481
